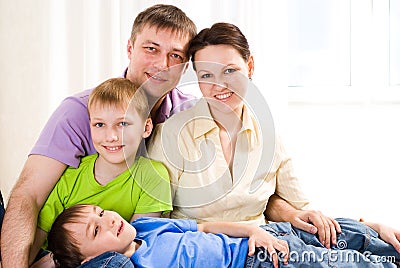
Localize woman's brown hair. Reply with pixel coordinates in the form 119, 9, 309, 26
187, 22, 251, 69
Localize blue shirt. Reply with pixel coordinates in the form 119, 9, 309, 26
130, 217, 248, 268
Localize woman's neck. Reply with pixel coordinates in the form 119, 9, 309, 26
211, 106, 243, 136
211, 105, 243, 172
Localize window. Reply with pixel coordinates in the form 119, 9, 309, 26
288, 0, 400, 102
288, 0, 350, 87
390, 0, 400, 86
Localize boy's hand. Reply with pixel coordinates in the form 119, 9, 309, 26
364, 221, 400, 253
247, 227, 289, 268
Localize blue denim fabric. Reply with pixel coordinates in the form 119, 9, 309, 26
245, 218, 399, 268
78, 252, 133, 268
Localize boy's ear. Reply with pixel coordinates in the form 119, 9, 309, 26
142, 118, 153, 139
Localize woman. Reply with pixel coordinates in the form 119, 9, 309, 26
148, 22, 400, 257
149, 22, 309, 225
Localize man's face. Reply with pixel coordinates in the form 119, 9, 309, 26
66, 205, 137, 262
126, 25, 190, 101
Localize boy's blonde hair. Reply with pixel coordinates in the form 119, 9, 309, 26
88, 78, 149, 120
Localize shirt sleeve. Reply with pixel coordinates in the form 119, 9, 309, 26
274, 135, 310, 210
168, 218, 198, 232
132, 217, 198, 233
133, 158, 173, 214
30, 90, 95, 168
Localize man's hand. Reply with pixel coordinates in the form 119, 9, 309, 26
29, 254, 55, 268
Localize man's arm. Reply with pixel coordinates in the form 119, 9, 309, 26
28, 228, 47, 265
1, 155, 66, 268
265, 194, 341, 249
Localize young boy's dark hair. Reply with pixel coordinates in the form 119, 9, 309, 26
47, 204, 89, 267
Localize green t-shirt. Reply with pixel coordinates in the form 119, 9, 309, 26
38, 154, 172, 233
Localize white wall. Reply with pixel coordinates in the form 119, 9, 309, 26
0, 0, 51, 203
285, 103, 400, 227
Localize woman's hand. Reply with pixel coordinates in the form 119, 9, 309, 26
247, 226, 289, 268
264, 194, 341, 249
288, 209, 342, 249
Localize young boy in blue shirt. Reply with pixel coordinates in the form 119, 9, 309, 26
48, 204, 400, 268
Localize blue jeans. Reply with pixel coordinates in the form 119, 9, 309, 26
78, 252, 133, 268
246, 218, 399, 268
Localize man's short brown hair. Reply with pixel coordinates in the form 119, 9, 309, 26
130, 4, 197, 49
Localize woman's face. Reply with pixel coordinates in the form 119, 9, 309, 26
194, 44, 254, 117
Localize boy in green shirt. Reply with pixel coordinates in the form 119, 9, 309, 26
30, 78, 172, 263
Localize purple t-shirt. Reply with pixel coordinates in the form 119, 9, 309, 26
30, 80, 196, 168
